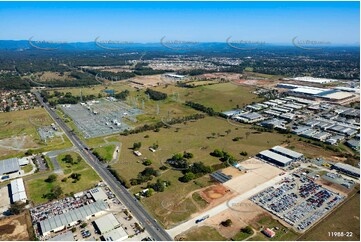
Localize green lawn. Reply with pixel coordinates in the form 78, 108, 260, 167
233, 230, 254, 241
21, 164, 33, 173
26, 152, 101, 205
92, 144, 116, 162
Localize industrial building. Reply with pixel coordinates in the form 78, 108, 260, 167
234, 112, 265, 123
47, 231, 74, 241
93, 213, 121, 235
90, 187, 108, 201
102, 227, 128, 241
39, 200, 107, 236
0, 158, 20, 176
10, 178, 27, 203
257, 150, 293, 167
270, 146, 303, 160
332, 163, 360, 178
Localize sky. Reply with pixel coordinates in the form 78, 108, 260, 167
0, 1, 359, 45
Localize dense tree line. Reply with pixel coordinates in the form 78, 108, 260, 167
185, 101, 219, 116
145, 88, 167, 100
0, 74, 30, 90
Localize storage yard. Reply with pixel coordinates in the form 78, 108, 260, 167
60, 98, 143, 138
250, 169, 345, 232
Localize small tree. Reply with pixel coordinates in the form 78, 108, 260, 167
45, 174, 57, 183
143, 159, 152, 166
220, 219, 232, 227
241, 226, 253, 234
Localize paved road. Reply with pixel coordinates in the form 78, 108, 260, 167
34, 91, 172, 241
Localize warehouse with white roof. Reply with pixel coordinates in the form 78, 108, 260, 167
270, 146, 304, 160
257, 150, 293, 167
10, 178, 27, 203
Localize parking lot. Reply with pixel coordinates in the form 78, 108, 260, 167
61, 98, 143, 138
250, 170, 345, 232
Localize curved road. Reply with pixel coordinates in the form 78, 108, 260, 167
34, 91, 172, 241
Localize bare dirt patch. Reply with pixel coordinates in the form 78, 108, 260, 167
0, 213, 30, 241
200, 184, 231, 203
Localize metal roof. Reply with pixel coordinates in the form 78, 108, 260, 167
48, 231, 74, 241
40, 201, 107, 234
13, 191, 27, 202
271, 145, 303, 159
258, 150, 292, 165
103, 227, 128, 241
0, 158, 20, 175
11, 178, 26, 194
210, 171, 232, 183
90, 187, 108, 201
333, 163, 360, 176
94, 213, 120, 234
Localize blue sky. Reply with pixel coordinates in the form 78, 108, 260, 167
0, 1, 359, 45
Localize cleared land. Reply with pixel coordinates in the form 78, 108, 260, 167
175, 226, 226, 241
299, 191, 360, 241
92, 144, 116, 162
223, 160, 282, 194
25, 152, 101, 205
0, 212, 32, 241
0, 108, 71, 159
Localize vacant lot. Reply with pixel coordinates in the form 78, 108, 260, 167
175, 226, 226, 241
299, 191, 360, 241
26, 152, 101, 205
0, 212, 31, 240
93, 144, 116, 162
224, 160, 282, 194
0, 108, 71, 159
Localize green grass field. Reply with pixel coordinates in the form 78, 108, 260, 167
21, 164, 33, 173
92, 144, 116, 162
0, 108, 72, 159
26, 152, 101, 205
176, 226, 226, 241
232, 230, 254, 241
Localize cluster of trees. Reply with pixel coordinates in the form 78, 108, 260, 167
42, 186, 63, 200
0, 74, 30, 90
85, 69, 136, 81
210, 149, 236, 165
185, 101, 218, 116
167, 152, 194, 170
45, 174, 57, 183
179, 162, 212, 183
145, 88, 167, 100
9, 202, 27, 215
220, 219, 233, 227
40, 90, 97, 105
143, 159, 152, 166
114, 90, 130, 100
133, 67, 167, 76
146, 179, 170, 193
69, 173, 81, 182
130, 167, 160, 186
62, 154, 81, 165
123, 113, 205, 135
132, 142, 142, 150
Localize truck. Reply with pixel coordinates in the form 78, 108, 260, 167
195, 215, 210, 224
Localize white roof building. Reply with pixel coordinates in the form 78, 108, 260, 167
102, 227, 128, 241
10, 178, 27, 203
94, 213, 121, 234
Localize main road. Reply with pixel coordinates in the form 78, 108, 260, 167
34, 91, 172, 241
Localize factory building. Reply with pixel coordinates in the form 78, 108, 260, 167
332, 163, 360, 178
39, 201, 107, 236
257, 150, 293, 167
234, 112, 265, 123
270, 146, 304, 160
93, 213, 121, 235
10, 178, 27, 203
0, 158, 20, 176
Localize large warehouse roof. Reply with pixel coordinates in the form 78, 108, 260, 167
94, 213, 120, 234
40, 201, 107, 234
333, 163, 360, 177
0, 158, 20, 175
259, 150, 292, 165
271, 146, 303, 159
103, 227, 128, 241
10, 178, 27, 202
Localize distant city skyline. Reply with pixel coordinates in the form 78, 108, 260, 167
0, 1, 359, 45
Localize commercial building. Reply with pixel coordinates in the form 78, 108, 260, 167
332, 163, 360, 178
234, 112, 265, 123
93, 213, 120, 235
102, 227, 128, 241
270, 146, 303, 160
257, 150, 293, 167
10, 178, 27, 203
0, 158, 20, 176
39, 200, 107, 236
47, 231, 74, 241
345, 139, 360, 151
262, 228, 276, 238
90, 187, 108, 201
289, 76, 338, 84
